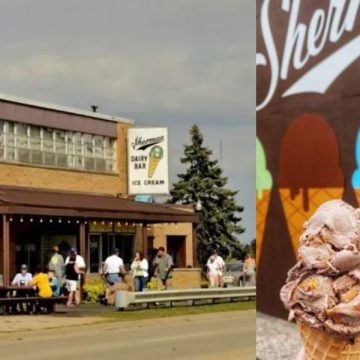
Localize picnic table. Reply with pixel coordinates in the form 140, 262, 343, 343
0, 286, 67, 314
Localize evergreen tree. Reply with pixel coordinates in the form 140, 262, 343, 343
168, 124, 245, 265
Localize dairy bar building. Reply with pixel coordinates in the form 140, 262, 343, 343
0, 94, 199, 286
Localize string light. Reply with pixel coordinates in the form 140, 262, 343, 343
58, 218, 62, 223
49, 218, 53, 223
84, 220, 88, 225
20, 217, 24, 223
76, 220, 80, 224
67, 220, 71, 224
30, 218, 33, 222
40, 218, 43, 223
125, 221, 128, 226
9, 217, 13, 222
101, 221, 105, 225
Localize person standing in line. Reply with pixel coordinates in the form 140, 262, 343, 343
211, 249, 226, 287
103, 248, 126, 299
48, 245, 64, 281
65, 251, 79, 306
153, 247, 173, 290
131, 251, 149, 292
65, 247, 86, 303
244, 254, 256, 286
206, 255, 220, 287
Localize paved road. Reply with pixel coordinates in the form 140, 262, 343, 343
0, 310, 255, 360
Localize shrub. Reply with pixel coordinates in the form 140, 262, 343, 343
83, 279, 106, 303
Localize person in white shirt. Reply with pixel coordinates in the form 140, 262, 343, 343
103, 248, 125, 299
65, 248, 86, 269
130, 251, 149, 292
207, 250, 225, 287
12, 264, 33, 286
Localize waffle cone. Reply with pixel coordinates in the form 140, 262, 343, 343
278, 188, 344, 255
354, 190, 360, 208
148, 158, 160, 178
299, 322, 360, 359
256, 189, 271, 269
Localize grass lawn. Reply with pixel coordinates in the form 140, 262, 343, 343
98, 300, 256, 322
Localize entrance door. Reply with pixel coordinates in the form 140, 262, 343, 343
88, 234, 103, 273
107, 234, 133, 265
167, 236, 186, 268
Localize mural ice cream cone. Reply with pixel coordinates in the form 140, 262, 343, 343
256, 138, 272, 268
279, 188, 344, 255
279, 114, 344, 256
148, 145, 164, 178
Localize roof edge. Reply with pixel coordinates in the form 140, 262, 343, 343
0, 93, 135, 125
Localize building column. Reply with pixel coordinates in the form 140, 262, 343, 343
192, 223, 198, 267
2, 215, 10, 285
142, 224, 148, 256
79, 222, 86, 261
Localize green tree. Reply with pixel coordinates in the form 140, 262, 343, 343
168, 124, 245, 265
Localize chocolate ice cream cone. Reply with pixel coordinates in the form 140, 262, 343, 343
256, 189, 271, 268
299, 322, 360, 360
279, 188, 344, 255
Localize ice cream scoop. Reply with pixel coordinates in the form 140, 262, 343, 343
280, 199, 360, 339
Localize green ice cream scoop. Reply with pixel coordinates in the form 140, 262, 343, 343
149, 146, 164, 159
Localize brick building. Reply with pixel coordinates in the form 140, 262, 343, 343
0, 94, 198, 285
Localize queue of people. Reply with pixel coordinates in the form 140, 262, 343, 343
102, 246, 175, 304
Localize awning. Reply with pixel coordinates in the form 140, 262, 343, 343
0, 185, 198, 223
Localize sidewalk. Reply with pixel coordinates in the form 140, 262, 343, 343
0, 305, 110, 333
257, 312, 301, 360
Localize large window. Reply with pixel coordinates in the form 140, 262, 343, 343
0, 120, 117, 173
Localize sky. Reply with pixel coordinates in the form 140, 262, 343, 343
0, 0, 255, 242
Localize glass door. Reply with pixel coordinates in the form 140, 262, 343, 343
88, 234, 102, 273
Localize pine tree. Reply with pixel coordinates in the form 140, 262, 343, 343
168, 124, 245, 265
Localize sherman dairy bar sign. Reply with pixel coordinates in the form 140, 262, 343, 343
127, 127, 169, 195
257, 0, 360, 111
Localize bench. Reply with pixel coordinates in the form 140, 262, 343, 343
0, 296, 68, 314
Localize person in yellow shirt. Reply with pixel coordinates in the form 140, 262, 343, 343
31, 265, 52, 298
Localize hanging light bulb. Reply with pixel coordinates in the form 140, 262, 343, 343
9, 217, 13, 222
76, 220, 80, 224
58, 218, 62, 223
40, 218, 43, 223
84, 220, 88, 225
101, 221, 105, 225
49, 218, 53, 223
30, 218, 34, 223
132, 222, 136, 227
20, 217, 24, 223
125, 221, 128, 226
67, 219, 71, 224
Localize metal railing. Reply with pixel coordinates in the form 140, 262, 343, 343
115, 286, 256, 310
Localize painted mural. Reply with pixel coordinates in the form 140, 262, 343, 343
256, 137, 272, 268
257, 0, 360, 318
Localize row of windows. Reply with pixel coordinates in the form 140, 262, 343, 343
0, 120, 117, 173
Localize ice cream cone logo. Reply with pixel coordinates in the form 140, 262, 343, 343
148, 145, 164, 178
256, 137, 273, 269
278, 114, 344, 256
